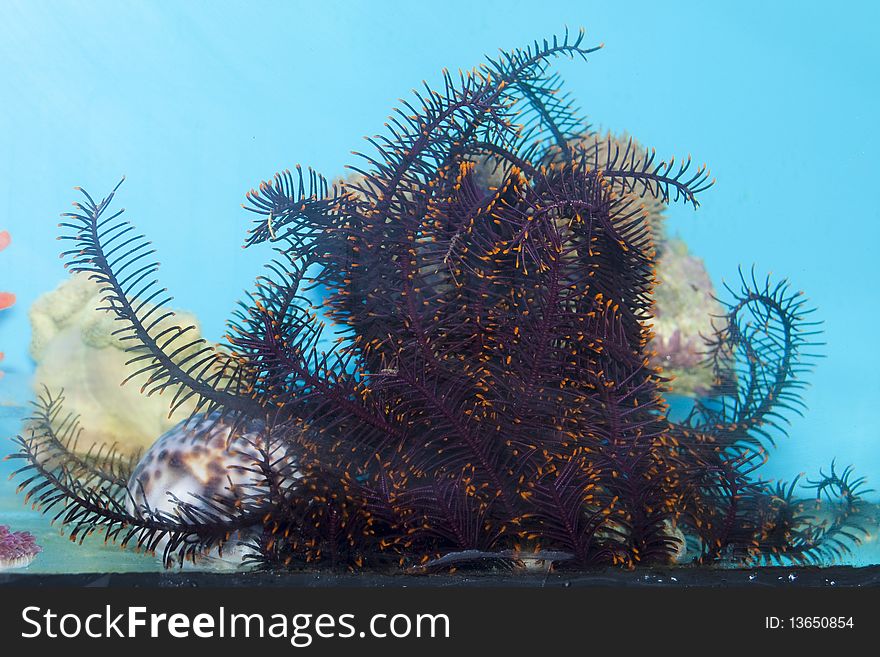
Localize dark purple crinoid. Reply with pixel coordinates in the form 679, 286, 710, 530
11, 30, 870, 571
0, 525, 41, 569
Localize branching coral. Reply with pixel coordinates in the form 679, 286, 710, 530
10, 30, 869, 570
651, 237, 724, 396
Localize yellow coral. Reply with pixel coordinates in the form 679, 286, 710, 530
28, 273, 210, 456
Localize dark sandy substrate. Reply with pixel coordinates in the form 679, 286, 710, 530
2, 566, 879, 587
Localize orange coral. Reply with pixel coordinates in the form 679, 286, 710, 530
0, 230, 13, 370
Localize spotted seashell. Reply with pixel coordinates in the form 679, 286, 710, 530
126, 413, 299, 566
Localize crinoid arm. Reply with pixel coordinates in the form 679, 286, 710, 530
242, 165, 336, 250
477, 29, 602, 162
712, 463, 872, 567
685, 268, 823, 451
58, 179, 264, 424
671, 272, 870, 566
231, 30, 717, 571
789, 462, 873, 564
8, 394, 302, 566
13, 387, 140, 496
579, 134, 715, 208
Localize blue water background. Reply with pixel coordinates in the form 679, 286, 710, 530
0, 0, 877, 506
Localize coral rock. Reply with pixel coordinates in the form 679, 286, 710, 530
650, 238, 723, 396
29, 273, 209, 456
